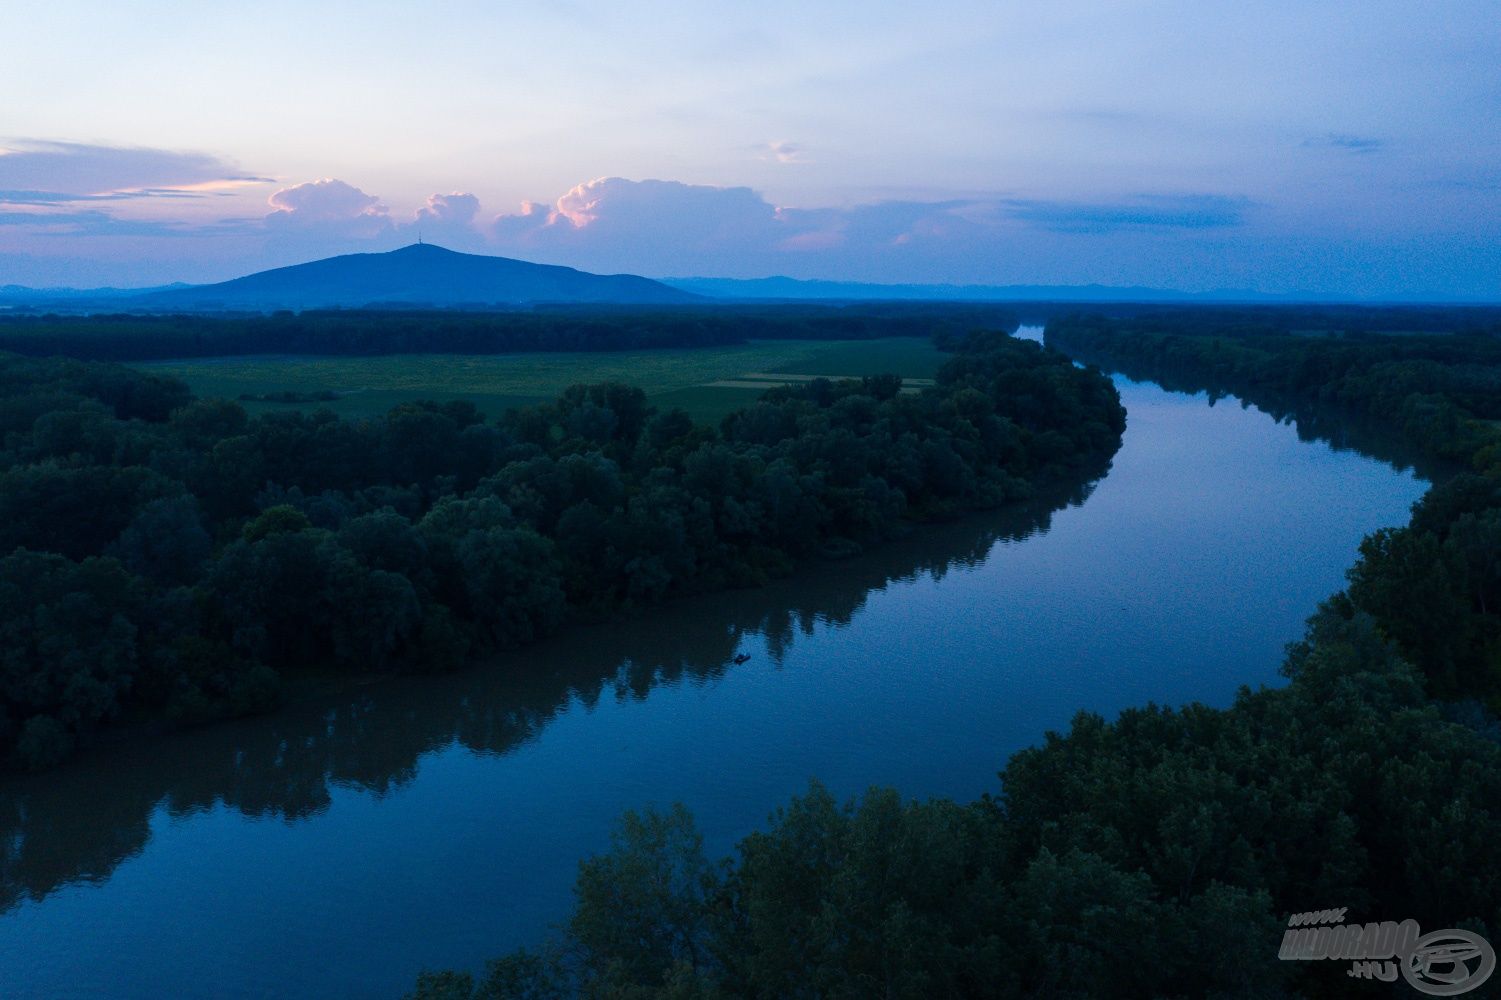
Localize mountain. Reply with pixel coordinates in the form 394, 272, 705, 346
125, 244, 699, 311
0, 282, 191, 312
1, 282, 189, 299
662, 275, 1314, 303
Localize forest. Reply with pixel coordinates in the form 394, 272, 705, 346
0, 478, 1098, 917
0, 304, 1019, 362
0, 328, 1124, 770
408, 311, 1501, 999
7, 302, 1500, 365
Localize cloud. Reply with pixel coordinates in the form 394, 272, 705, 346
0, 140, 274, 247
414, 192, 480, 227
776, 199, 977, 250
486, 176, 1038, 280
402, 192, 486, 250
0, 167, 1308, 292
492, 177, 801, 273
259, 180, 497, 258
0, 140, 269, 204
262, 177, 396, 258
491, 177, 788, 273
999, 194, 1250, 232
267, 178, 388, 226
764, 141, 806, 164
1304, 133, 1386, 154
0, 189, 140, 205
484, 177, 1251, 276
0, 209, 205, 237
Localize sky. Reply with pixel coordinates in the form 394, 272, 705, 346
1, 1, 1498, 297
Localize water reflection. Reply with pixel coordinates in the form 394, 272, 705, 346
2, 332, 1446, 998
1051, 340, 1451, 482
0, 467, 1104, 915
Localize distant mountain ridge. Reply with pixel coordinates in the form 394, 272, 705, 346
127, 244, 699, 310
661, 275, 1316, 303
4, 253, 1489, 313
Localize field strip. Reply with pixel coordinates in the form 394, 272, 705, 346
737, 371, 937, 385
705, 378, 922, 394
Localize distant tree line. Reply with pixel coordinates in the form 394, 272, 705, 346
1020, 302, 1501, 335
0, 330, 1124, 769
0, 304, 1021, 362
1047, 313, 1501, 463
408, 308, 1501, 999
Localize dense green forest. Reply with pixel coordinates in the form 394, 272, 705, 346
0, 329, 1123, 770
5, 302, 1498, 365
410, 312, 1501, 999
1018, 302, 1501, 335
0, 484, 1094, 916
0, 305, 1020, 362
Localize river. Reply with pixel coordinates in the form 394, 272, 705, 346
0, 327, 1431, 998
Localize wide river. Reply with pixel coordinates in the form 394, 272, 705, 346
0, 328, 1432, 998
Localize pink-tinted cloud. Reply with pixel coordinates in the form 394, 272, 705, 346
492, 177, 782, 273
488, 176, 987, 277
262, 178, 396, 260
414, 192, 480, 227
267, 178, 388, 227
0, 140, 269, 205
15, 166, 1485, 298
403, 192, 486, 250
764, 140, 806, 164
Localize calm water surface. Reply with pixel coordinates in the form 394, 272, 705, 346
0, 329, 1430, 998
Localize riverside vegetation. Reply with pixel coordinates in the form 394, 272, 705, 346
410, 309, 1501, 999
0, 325, 1124, 770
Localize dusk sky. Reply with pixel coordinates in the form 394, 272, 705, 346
2, 1, 1498, 296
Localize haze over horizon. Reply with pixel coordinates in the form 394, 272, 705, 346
2, 1, 1498, 298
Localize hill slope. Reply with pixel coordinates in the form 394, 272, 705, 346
133, 244, 699, 310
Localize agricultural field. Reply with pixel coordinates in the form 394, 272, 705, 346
135, 337, 950, 422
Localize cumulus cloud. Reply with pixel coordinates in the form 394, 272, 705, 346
415, 192, 480, 227
267, 178, 387, 226
402, 192, 486, 250
0, 163, 1279, 290
477, 177, 1266, 282
490, 177, 785, 274
261, 178, 397, 260
254, 180, 504, 259
494, 177, 845, 270
483, 176, 1251, 278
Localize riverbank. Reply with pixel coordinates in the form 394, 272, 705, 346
404, 315, 1501, 999
0, 329, 1125, 771
0, 359, 1428, 999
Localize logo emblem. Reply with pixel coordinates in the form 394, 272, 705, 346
1402, 929, 1496, 996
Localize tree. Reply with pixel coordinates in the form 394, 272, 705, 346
111, 495, 212, 585
570, 804, 719, 988
0, 551, 140, 768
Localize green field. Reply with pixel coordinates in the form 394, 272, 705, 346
137, 337, 949, 423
